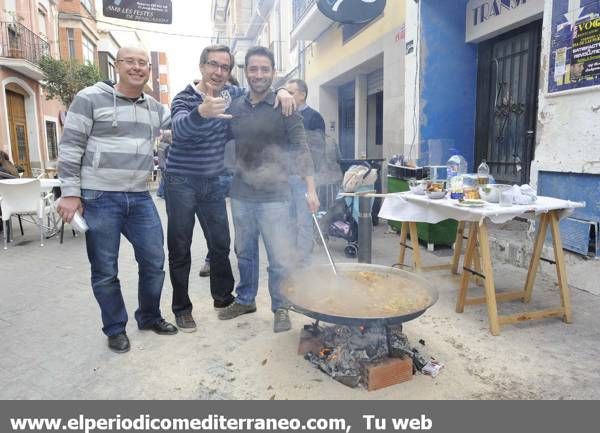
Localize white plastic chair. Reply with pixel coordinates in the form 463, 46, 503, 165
0, 179, 49, 249
31, 168, 46, 179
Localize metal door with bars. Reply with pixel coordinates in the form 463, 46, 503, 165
475, 21, 541, 185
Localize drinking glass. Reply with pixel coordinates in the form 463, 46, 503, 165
499, 186, 513, 207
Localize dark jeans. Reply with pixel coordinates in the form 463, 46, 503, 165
165, 174, 235, 314
200, 174, 232, 265
82, 190, 165, 337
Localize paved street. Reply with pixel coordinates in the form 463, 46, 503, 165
1, 194, 599, 399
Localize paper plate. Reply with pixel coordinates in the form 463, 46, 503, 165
456, 199, 486, 207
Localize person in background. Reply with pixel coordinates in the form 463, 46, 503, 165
166, 45, 296, 333
219, 46, 319, 333
0, 150, 19, 235
285, 79, 326, 267
0, 150, 19, 178
56, 46, 176, 354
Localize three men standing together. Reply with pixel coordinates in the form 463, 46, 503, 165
58, 44, 323, 352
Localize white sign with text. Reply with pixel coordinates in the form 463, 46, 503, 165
466, 0, 544, 42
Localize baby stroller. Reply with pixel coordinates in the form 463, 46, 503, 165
316, 162, 378, 258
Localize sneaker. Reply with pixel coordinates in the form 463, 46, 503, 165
218, 301, 257, 320
139, 318, 178, 335
273, 309, 292, 333
175, 313, 197, 333
107, 332, 130, 353
199, 262, 210, 277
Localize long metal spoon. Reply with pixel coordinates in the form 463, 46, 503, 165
311, 212, 338, 276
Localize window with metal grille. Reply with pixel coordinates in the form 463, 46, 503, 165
46, 121, 58, 160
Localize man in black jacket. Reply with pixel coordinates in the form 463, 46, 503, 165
285, 79, 326, 267
219, 47, 319, 333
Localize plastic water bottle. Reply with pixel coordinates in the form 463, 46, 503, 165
446, 154, 467, 199
55, 198, 88, 233
71, 211, 89, 233
477, 159, 490, 185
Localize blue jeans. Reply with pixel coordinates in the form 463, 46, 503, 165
289, 175, 313, 268
231, 199, 292, 312
157, 177, 165, 198
82, 190, 165, 337
165, 174, 234, 314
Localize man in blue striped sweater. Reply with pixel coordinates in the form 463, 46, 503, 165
57, 47, 176, 353
166, 45, 295, 333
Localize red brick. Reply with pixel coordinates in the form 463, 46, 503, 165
297, 329, 324, 356
362, 357, 413, 391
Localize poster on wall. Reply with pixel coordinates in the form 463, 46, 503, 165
548, 0, 600, 93
571, 17, 600, 78
102, 0, 172, 24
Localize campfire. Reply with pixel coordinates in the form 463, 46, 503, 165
299, 322, 441, 391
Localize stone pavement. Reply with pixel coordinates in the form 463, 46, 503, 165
1, 194, 599, 399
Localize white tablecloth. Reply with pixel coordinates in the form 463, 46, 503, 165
378, 192, 585, 224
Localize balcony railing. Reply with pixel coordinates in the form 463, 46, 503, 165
0, 21, 50, 65
293, 0, 316, 27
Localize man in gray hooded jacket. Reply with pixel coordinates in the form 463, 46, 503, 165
57, 46, 176, 353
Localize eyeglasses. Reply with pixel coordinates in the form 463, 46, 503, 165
117, 58, 150, 68
204, 60, 232, 73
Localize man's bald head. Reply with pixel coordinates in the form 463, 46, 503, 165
116, 46, 149, 62
114, 46, 151, 96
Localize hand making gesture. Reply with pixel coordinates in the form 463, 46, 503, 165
197, 82, 232, 119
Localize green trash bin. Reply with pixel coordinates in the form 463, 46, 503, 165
386, 176, 457, 249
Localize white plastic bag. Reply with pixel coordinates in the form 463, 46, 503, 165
342, 165, 378, 192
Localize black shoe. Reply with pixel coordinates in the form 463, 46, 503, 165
175, 313, 197, 333
199, 262, 210, 277
140, 319, 178, 335
107, 332, 130, 353
214, 298, 235, 310
218, 301, 257, 320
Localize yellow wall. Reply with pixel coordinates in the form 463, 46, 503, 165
305, 1, 405, 81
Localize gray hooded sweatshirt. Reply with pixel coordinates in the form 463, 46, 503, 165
58, 81, 171, 197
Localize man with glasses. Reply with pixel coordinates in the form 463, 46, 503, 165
166, 45, 295, 333
57, 47, 176, 354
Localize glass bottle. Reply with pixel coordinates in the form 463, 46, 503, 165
447, 154, 467, 199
